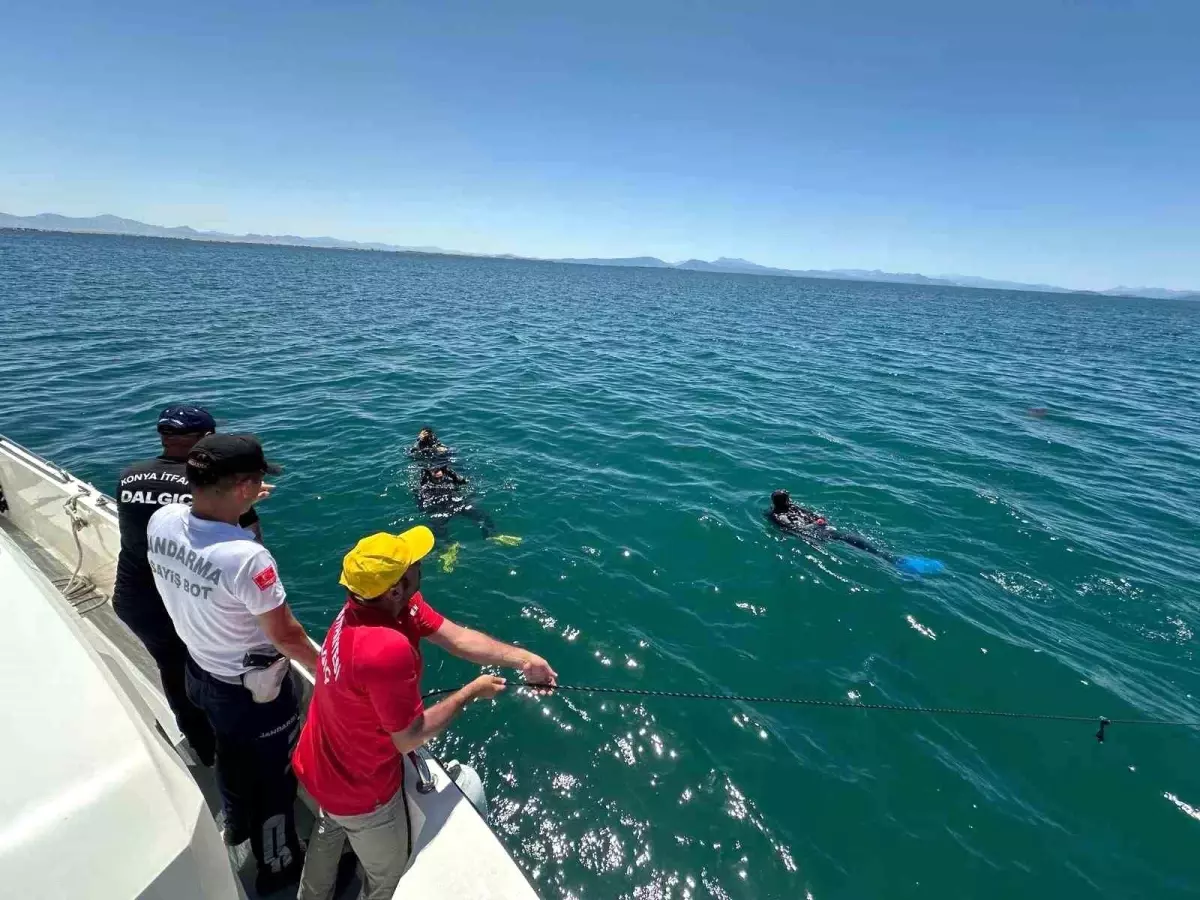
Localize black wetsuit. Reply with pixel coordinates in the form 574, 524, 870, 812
114, 455, 259, 764
417, 466, 494, 538
767, 502, 891, 561
409, 437, 452, 462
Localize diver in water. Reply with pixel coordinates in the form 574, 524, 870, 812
419, 465, 468, 502
768, 490, 890, 558
417, 466, 495, 539
409, 427, 451, 460
408, 437, 522, 573
767, 490, 943, 574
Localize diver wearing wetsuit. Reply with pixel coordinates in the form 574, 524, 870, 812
767, 490, 893, 561
409, 427, 451, 461
417, 466, 494, 538
419, 465, 467, 499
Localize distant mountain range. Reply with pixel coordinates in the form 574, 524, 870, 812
555, 255, 1199, 300
0, 212, 458, 256
3, 212, 1196, 301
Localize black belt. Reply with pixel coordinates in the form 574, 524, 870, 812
186, 657, 245, 686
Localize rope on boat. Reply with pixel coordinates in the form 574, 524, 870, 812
59, 490, 88, 596
52, 490, 107, 614
422, 682, 1200, 743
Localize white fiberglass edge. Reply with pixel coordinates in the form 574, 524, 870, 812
0, 527, 240, 899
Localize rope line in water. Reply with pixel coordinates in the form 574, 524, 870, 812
422, 682, 1200, 742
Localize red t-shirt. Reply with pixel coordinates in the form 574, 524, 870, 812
293, 592, 445, 816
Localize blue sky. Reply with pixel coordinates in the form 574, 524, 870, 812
1, 1, 1197, 289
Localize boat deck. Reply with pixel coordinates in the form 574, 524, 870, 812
0, 515, 360, 900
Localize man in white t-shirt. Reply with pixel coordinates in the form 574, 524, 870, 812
147, 433, 318, 896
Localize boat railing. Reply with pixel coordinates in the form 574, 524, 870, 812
0, 435, 120, 602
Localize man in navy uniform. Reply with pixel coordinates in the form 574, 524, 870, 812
113, 405, 263, 765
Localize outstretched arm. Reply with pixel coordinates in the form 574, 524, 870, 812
389, 675, 506, 754
429, 618, 557, 684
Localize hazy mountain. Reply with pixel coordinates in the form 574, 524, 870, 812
1099, 286, 1200, 301
826, 268, 953, 286
556, 256, 672, 267
941, 274, 1072, 293
0, 211, 454, 256
562, 256, 1198, 299
3, 211, 1195, 301
0, 213, 177, 237
675, 257, 786, 275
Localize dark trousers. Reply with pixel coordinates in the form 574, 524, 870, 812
114, 594, 216, 764
185, 658, 305, 889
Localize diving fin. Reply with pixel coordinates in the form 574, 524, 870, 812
896, 555, 945, 575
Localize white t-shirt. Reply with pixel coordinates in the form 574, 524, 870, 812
146, 504, 286, 678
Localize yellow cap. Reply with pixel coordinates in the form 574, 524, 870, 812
339, 526, 435, 599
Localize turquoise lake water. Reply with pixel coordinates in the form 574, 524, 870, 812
2, 230, 1199, 899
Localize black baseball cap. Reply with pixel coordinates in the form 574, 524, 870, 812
187, 434, 283, 482
157, 404, 217, 435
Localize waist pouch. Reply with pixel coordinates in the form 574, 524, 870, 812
242, 656, 290, 704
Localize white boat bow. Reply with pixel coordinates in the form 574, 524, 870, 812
0, 434, 539, 900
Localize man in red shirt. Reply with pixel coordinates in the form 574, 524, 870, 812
294, 526, 556, 900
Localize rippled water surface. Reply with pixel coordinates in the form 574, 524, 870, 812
3, 231, 1200, 899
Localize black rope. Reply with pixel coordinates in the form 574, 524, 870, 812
422, 682, 1200, 742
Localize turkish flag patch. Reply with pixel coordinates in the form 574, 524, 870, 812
252, 566, 278, 591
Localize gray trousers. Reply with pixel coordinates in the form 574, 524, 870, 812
298, 786, 410, 900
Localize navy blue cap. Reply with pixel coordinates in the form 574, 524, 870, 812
157, 405, 217, 435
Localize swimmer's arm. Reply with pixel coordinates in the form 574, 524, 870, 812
768, 511, 804, 535
768, 510, 814, 533
430, 619, 558, 684
793, 504, 821, 519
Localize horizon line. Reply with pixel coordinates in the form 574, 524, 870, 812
1, 210, 1196, 302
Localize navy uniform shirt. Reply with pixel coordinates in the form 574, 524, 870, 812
114, 455, 258, 602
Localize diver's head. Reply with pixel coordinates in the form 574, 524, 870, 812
771, 490, 791, 513
417, 427, 436, 446
420, 467, 448, 486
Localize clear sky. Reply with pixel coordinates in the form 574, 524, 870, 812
2, 1, 1197, 289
